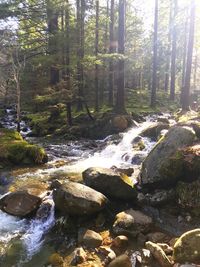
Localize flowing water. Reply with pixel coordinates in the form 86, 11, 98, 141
0, 111, 173, 266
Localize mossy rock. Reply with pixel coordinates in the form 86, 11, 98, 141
0, 128, 48, 167
173, 229, 200, 263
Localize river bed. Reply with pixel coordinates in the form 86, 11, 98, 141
0, 112, 175, 266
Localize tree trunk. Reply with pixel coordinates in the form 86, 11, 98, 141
164, 0, 172, 92
76, 0, 85, 111
180, 13, 189, 104
109, 0, 115, 106
151, 0, 158, 107
95, 0, 99, 112
16, 82, 21, 132
182, 0, 195, 111
46, 0, 59, 85
115, 0, 126, 114
170, 0, 177, 101
65, 0, 72, 125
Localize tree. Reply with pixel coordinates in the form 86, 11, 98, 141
95, 0, 99, 112
108, 0, 115, 106
115, 0, 126, 113
151, 0, 158, 107
170, 0, 177, 101
182, 0, 196, 111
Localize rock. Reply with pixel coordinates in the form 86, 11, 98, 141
138, 189, 176, 206
78, 229, 103, 248
140, 126, 196, 189
71, 247, 87, 265
157, 243, 173, 255
173, 229, 200, 263
145, 241, 173, 267
130, 251, 142, 267
0, 128, 48, 167
0, 191, 41, 217
141, 249, 152, 266
52, 180, 108, 216
141, 122, 170, 140
83, 167, 137, 200
99, 246, 116, 265
48, 253, 64, 266
176, 181, 200, 215
36, 193, 54, 221
112, 115, 129, 131
112, 235, 129, 249
147, 232, 168, 243
157, 117, 170, 124
108, 254, 132, 267
131, 153, 146, 165
111, 166, 134, 177
113, 209, 152, 237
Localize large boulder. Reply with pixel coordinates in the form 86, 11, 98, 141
173, 229, 200, 263
140, 126, 196, 189
52, 180, 108, 216
0, 191, 41, 217
82, 167, 137, 200
113, 209, 153, 237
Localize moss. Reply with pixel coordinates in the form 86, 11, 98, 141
0, 128, 48, 167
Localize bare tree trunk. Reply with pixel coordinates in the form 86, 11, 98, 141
170, 0, 177, 101
109, 0, 115, 106
65, 0, 72, 126
115, 0, 126, 114
76, 0, 85, 111
16, 82, 21, 132
182, 0, 196, 111
95, 0, 99, 112
164, 0, 172, 92
46, 0, 59, 85
180, 13, 189, 104
151, 0, 158, 107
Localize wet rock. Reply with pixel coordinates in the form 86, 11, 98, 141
141, 122, 170, 140
140, 126, 196, 189
112, 235, 129, 249
111, 166, 134, 177
108, 254, 132, 267
173, 229, 200, 263
130, 251, 142, 267
145, 241, 173, 267
147, 232, 168, 243
131, 153, 146, 165
138, 189, 176, 206
0, 191, 41, 217
71, 247, 87, 265
78, 229, 103, 248
52, 180, 108, 216
83, 167, 137, 200
113, 209, 153, 237
36, 193, 54, 221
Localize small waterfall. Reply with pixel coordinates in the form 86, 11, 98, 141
21, 192, 55, 259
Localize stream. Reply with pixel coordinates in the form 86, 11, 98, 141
0, 110, 176, 266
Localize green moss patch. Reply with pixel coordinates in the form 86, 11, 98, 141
0, 128, 48, 167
